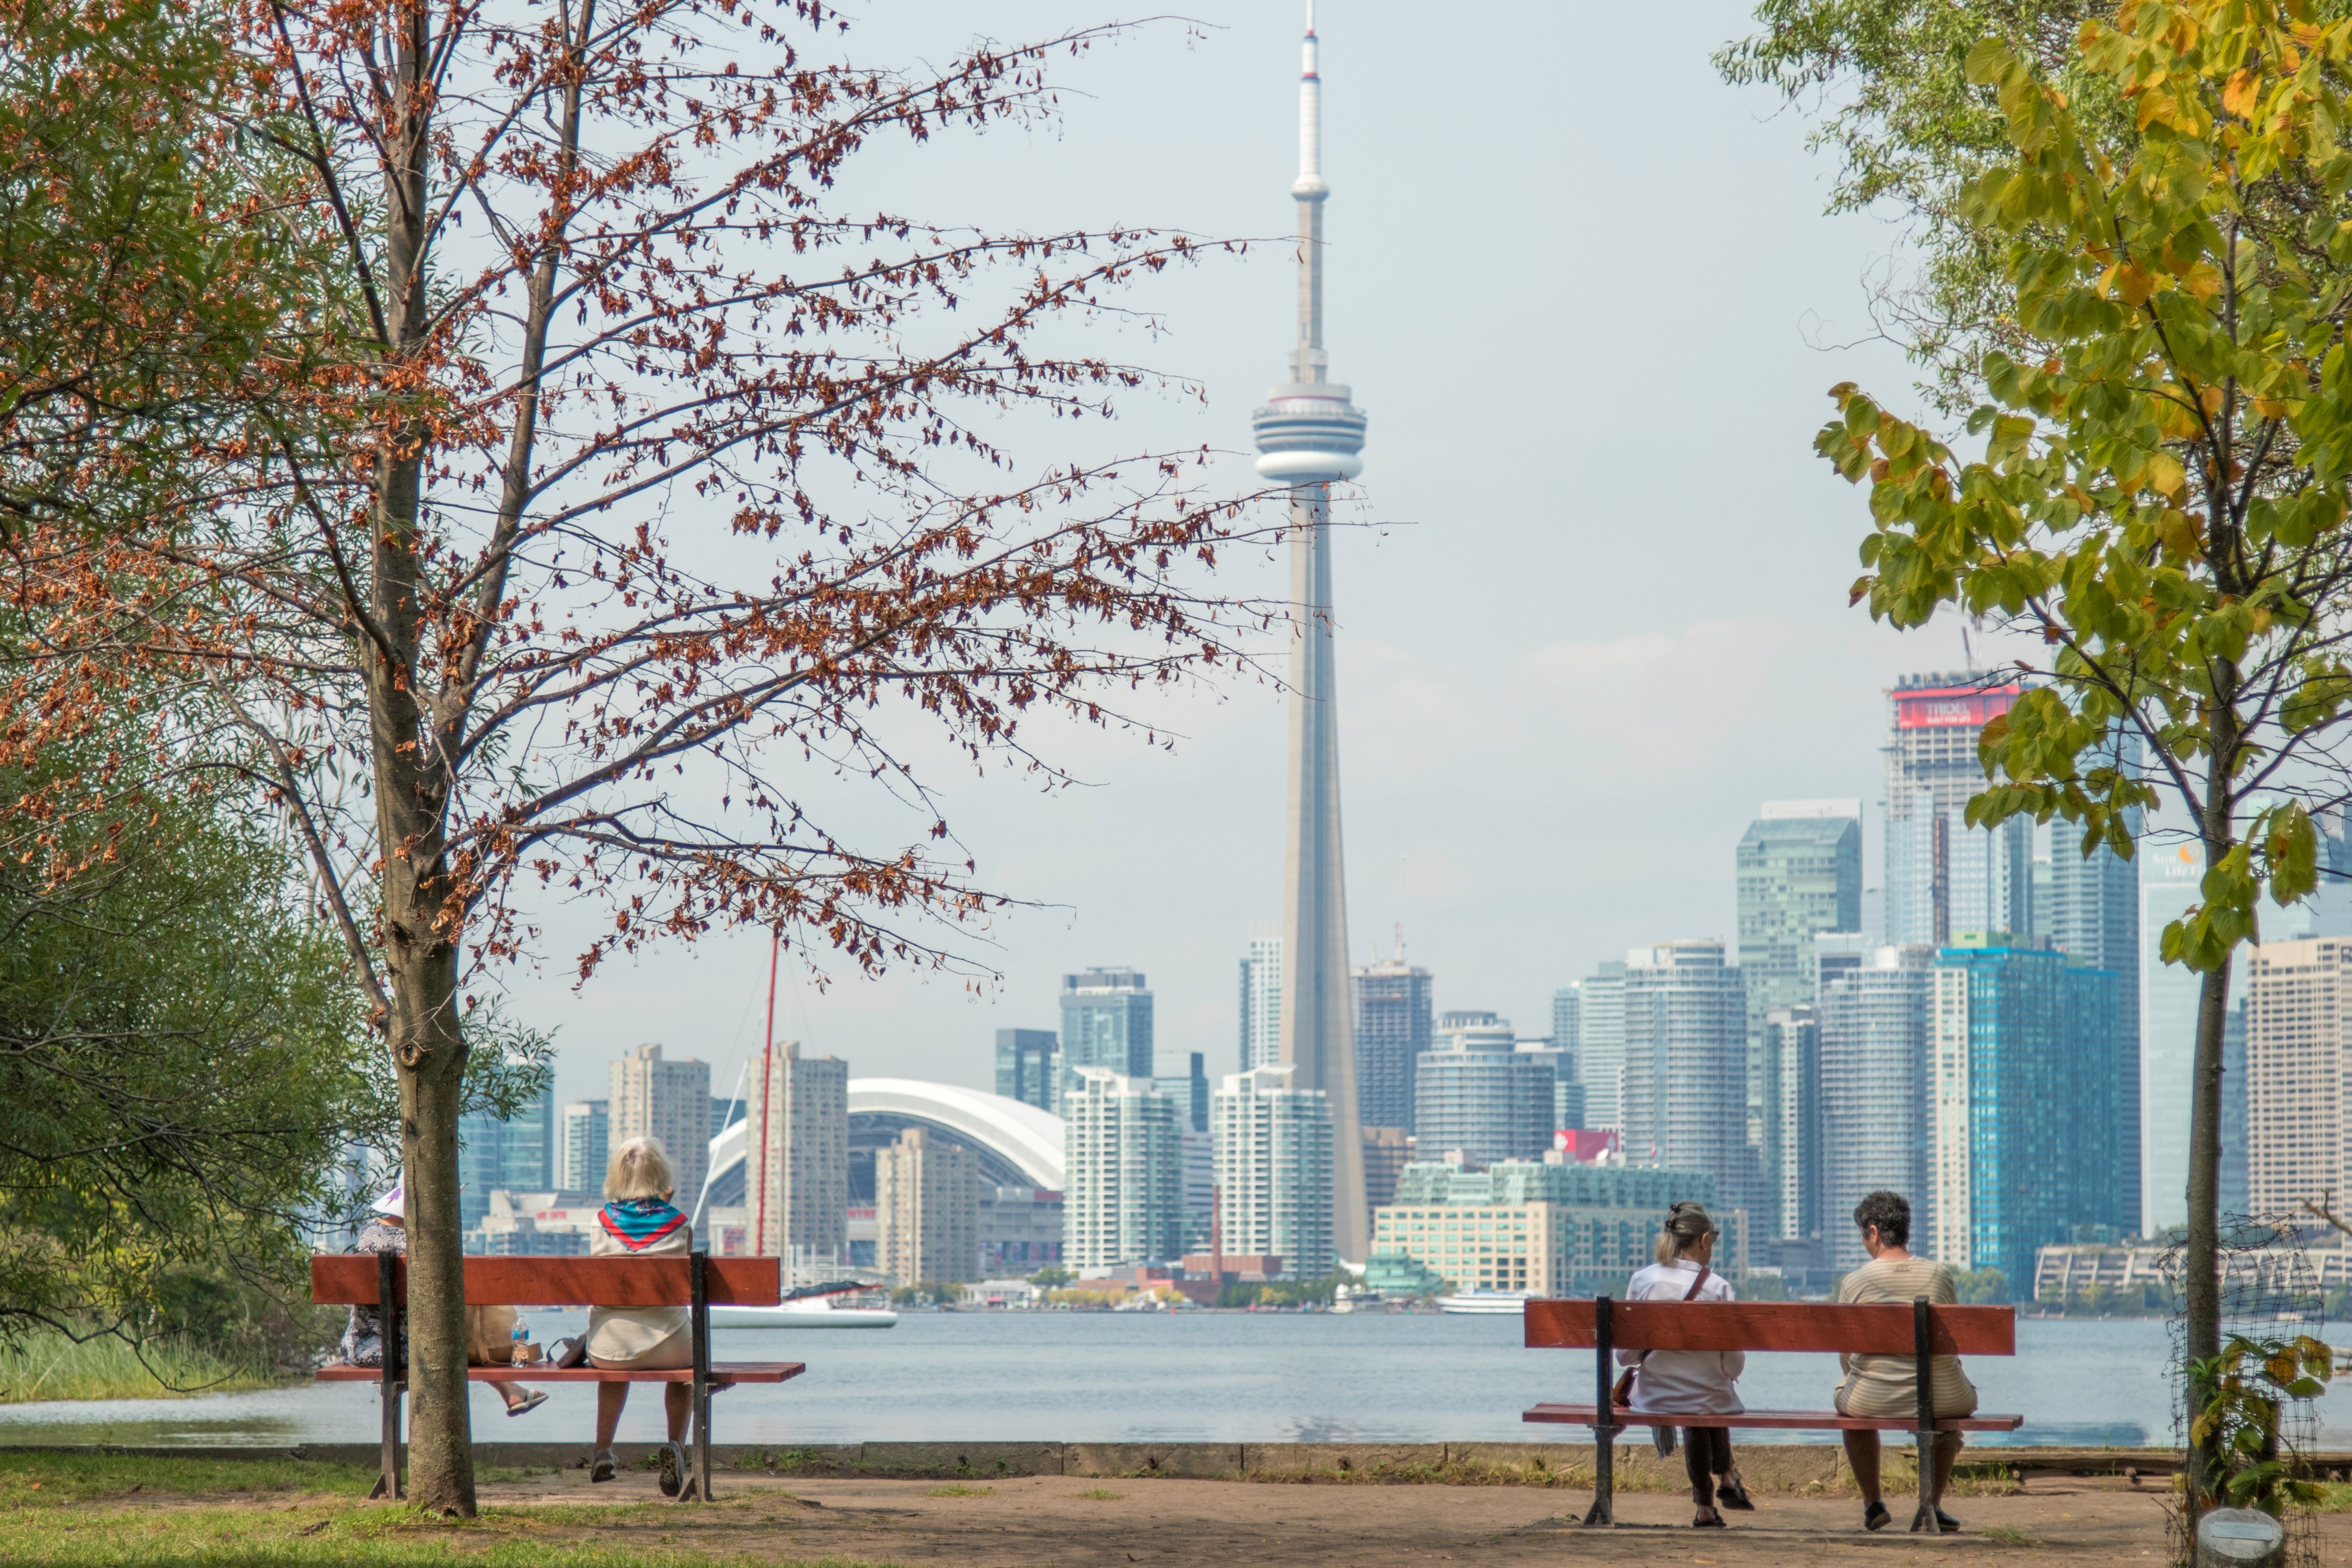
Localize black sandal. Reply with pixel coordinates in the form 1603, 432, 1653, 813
1693, 1511, 1727, 1528
1716, 1479, 1756, 1510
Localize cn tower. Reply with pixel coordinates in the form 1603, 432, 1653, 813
1253, 0, 1368, 1263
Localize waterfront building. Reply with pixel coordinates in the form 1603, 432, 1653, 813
2222, 998, 2249, 1218
2141, 840, 2206, 1232
1153, 1051, 1211, 1136
1370, 1160, 1742, 1297
1809, 931, 1870, 998
1361, 1125, 1414, 1209
1619, 942, 1751, 1216
1252, 4, 1370, 1263
1353, 949, 1433, 1133
744, 1039, 849, 1262
1413, 1013, 1554, 1169
1059, 968, 1154, 1099
875, 1127, 980, 1285
458, 1085, 556, 1228
1062, 1070, 1182, 1269
1576, 960, 1628, 1132
2244, 936, 2352, 1221
1881, 674, 2030, 948
995, 1028, 1059, 1114
610, 1043, 710, 1210
1758, 1005, 1821, 1244
1214, 1064, 1334, 1279
1819, 946, 1935, 1273
558, 1100, 609, 1193
1512, 1037, 1582, 1138
978, 1187, 1064, 1276
1178, 1127, 1216, 1253
1736, 801, 1863, 1025
1239, 924, 1283, 1073
1927, 937, 2123, 1293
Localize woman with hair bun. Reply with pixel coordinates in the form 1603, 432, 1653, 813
1619, 1200, 1754, 1529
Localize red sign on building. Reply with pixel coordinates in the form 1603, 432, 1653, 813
1893, 684, 2021, 730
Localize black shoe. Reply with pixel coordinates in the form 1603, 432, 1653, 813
1935, 1507, 1960, 1534
1863, 1500, 1891, 1532
657, 1441, 686, 1498
1693, 1510, 1726, 1528
590, 1448, 617, 1484
1716, 1479, 1756, 1511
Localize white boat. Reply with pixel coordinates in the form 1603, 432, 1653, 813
1435, 1290, 1531, 1315
711, 1294, 898, 1330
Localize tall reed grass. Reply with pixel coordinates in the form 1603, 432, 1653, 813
0, 1328, 283, 1403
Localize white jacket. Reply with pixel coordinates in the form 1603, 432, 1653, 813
1615, 1259, 1745, 1416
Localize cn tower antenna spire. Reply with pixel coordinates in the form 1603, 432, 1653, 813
1253, 0, 1368, 1269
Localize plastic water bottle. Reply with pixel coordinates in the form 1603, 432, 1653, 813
510, 1321, 532, 1362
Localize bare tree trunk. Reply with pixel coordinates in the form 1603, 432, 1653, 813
2184, 699, 2238, 1515
372, 0, 473, 1515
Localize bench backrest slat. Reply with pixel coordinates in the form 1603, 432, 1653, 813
1524, 1299, 2014, 1356
310, 1255, 783, 1308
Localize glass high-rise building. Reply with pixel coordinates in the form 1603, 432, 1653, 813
1619, 942, 1750, 1216
1059, 968, 1153, 1100
1061, 1070, 1182, 1269
1352, 952, 1433, 1132
1882, 674, 2031, 948
1927, 938, 2123, 1294
2140, 840, 2206, 1232
1758, 1005, 1821, 1243
610, 1042, 711, 1215
1214, 1064, 1334, 1279
1152, 1051, 1211, 1135
1576, 960, 1628, 1132
1238, 925, 1282, 1073
995, 1027, 1059, 1113
1819, 945, 1935, 1273
458, 1085, 556, 1229
1410, 1013, 1554, 1168
1736, 802, 1863, 1024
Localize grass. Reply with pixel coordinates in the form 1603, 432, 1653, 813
921, 1484, 992, 1497
1979, 1523, 2042, 1547
0, 1327, 283, 1404
0, 1450, 373, 1508
1073, 1487, 1124, 1500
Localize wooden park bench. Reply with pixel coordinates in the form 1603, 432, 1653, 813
313, 1252, 803, 1502
1523, 1296, 2023, 1531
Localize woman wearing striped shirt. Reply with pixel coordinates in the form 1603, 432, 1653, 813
1834, 1190, 1978, 1534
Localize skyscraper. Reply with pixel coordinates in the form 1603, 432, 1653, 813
1058, 968, 1154, 1099
1619, 942, 1750, 1212
1927, 938, 2122, 1291
457, 1085, 554, 1229
1214, 1063, 1336, 1279
1062, 1070, 1182, 1269
995, 1028, 1059, 1114
1736, 801, 1864, 1025
1819, 945, 1935, 1274
2141, 839, 2206, 1232
1239, 924, 1282, 1073
609, 1043, 710, 1210
1152, 1050, 1212, 1136
1253, 2, 1368, 1262
1352, 949, 1433, 1132
2243, 936, 2352, 1221
745, 1039, 848, 1265
1411, 1012, 1554, 1169
559, 1099, 609, 1193
1882, 675, 2031, 947
1577, 959, 1628, 1132
1759, 1005, 1821, 1243
876, 1128, 979, 1286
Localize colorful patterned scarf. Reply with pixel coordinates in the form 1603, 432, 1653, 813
598, 1196, 686, 1251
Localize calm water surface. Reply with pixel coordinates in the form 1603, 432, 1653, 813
0, 1313, 2208, 1448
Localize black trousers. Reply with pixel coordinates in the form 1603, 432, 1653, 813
1683, 1426, 1733, 1493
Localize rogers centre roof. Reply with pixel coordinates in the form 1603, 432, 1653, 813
706, 1078, 1066, 1194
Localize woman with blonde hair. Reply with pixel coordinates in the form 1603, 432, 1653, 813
583, 1136, 697, 1495
1618, 1200, 1754, 1528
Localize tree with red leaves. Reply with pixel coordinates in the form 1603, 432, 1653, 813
2, 0, 1268, 1512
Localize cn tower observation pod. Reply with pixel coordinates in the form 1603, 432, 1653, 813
1252, 386, 1367, 485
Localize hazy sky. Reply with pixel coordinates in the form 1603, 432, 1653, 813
512, 0, 1987, 1113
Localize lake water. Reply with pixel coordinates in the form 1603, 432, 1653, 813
0, 1312, 2228, 1449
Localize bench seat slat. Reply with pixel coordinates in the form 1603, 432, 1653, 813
1525, 1299, 2015, 1356
310, 1255, 783, 1308
316, 1363, 804, 1385
1523, 1402, 2023, 1432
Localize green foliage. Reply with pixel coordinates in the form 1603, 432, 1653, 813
1740, 1271, 1795, 1301
2188, 1334, 2334, 1514
0, 730, 368, 1345
1815, 0, 2352, 979
1218, 1274, 1343, 1309
888, 1281, 958, 1307
1026, 1265, 1076, 1288
0, 1322, 281, 1403
1953, 1266, 2010, 1304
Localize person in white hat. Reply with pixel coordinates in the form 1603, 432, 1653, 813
336, 1181, 548, 1417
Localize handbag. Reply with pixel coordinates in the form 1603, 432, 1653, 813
1610, 1264, 1711, 1408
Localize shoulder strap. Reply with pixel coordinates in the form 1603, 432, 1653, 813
1683, 1264, 1711, 1301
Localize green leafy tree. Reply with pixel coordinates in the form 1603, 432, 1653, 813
1813, 0, 2352, 1503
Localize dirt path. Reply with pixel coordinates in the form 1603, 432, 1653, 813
475, 1469, 2352, 1564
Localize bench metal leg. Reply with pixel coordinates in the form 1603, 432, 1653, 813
1911, 1296, 1938, 1534
374, 1250, 403, 1501
1583, 1294, 1615, 1527
689, 1249, 713, 1503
